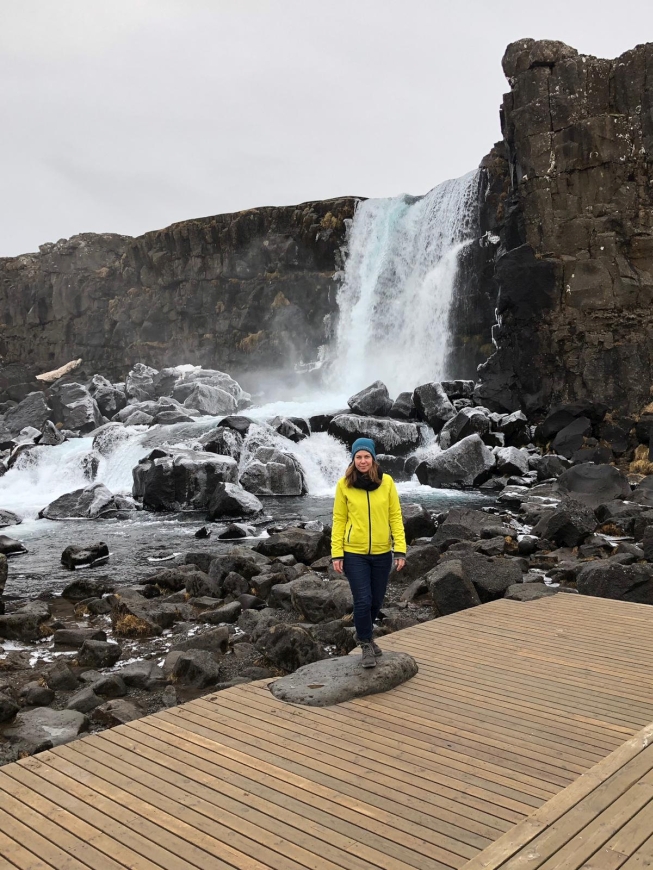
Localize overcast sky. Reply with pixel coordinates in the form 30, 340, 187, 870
1, 0, 652, 257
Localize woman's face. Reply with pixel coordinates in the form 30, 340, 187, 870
354, 451, 373, 474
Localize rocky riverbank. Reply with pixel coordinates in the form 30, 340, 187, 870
2, 360, 653, 765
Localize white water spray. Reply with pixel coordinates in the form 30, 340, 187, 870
331, 170, 479, 396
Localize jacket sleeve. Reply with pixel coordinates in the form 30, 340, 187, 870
388, 478, 407, 556
331, 479, 348, 559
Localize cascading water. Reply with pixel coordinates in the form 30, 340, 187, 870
0, 170, 483, 538
331, 169, 480, 396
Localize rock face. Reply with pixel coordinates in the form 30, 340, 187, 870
476, 39, 653, 417
270, 651, 418, 706
0, 199, 358, 378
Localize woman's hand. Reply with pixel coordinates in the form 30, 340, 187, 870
332, 559, 344, 574
395, 557, 406, 572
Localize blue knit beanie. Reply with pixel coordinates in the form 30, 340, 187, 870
351, 437, 376, 459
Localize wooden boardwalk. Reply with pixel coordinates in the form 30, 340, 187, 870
2, 593, 653, 868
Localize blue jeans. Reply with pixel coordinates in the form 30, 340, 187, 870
343, 551, 393, 642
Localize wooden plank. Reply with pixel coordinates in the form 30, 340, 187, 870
145, 713, 502, 846
193, 694, 538, 815
460, 723, 653, 870
69, 732, 436, 870
14, 751, 250, 870
0, 766, 169, 870
228, 688, 558, 801
131, 717, 480, 862
162, 707, 513, 837
530, 783, 653, 870
0, 830, 56, 870
0, 805, 90, 870
584, 800, 653, 868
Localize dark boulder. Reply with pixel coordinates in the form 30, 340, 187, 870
412, 382, 455, 433
0, 601, 51, 641
415, 435, 495, 487
426, 560, 482, 615
77, 639, 122, 668
239, 446, 306, 496
171, 649, 221, 688
39, 420, 65, 446
254, 528, 329, 564
43, 660, 79, 691
0, 693, 19, 723
439, 408, 490, 449
534, 454, 571, 481
289, 576, 353, 623
60, 542, 109, 570
133, 449, 238, 511
20, 681, 55, 706
91, 699, 144, 726
48, 382, 102, 433
441, 380, 474, 400
0, 509, 22, 528
61, 575, 115, 601
495, 447, 530, 477
328, 414, 420, 455
207, 482, 263, 520
401, 504, 436, 542
556, 464, 631, 509
199, 426, 244, 460
377, 454, 411, 481
388, 392, 416, 420
53, 628, 107, 647
255, 623, 326, 672
171, 625, 230, 655
66, 687, 101, 714
39, 483, 116, 520
0, 534, 27, 556
533, 499, 597, 547
3, 392, 51, 435
576, 562, 653, 604
347, 381, 393, 417
505, 583, 558, 601
268, 416, 308, 443
551, 417, 592, 458
632, 477, 653, 508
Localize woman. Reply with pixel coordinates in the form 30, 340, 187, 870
331, 437, 406, 668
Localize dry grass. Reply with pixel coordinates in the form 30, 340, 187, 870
629, 444, 653, 476
597, 522, 623, 536
38, 623, 53, 638
114, 614, 154, 638
272, 291, 290, 309
320, 211, 341, 231
238, 330, 265, 353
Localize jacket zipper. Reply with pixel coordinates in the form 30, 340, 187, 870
347, 525, 352, 542
367, 492, 372, 554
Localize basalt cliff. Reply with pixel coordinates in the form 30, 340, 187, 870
0, 199, 359, 386
476, 38, 653, 418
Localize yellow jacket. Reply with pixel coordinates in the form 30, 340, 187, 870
331, 474, 407, 559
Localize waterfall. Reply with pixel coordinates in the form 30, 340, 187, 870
330, 169, 480, 396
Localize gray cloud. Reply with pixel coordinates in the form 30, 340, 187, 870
1, 0, 652, 256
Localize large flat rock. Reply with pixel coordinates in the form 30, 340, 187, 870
270, 650, 418, 707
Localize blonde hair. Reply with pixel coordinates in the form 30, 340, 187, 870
344, 458, 382, 488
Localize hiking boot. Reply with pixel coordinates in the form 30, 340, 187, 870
360, 641, 377, 668
371, 640, 383, 657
